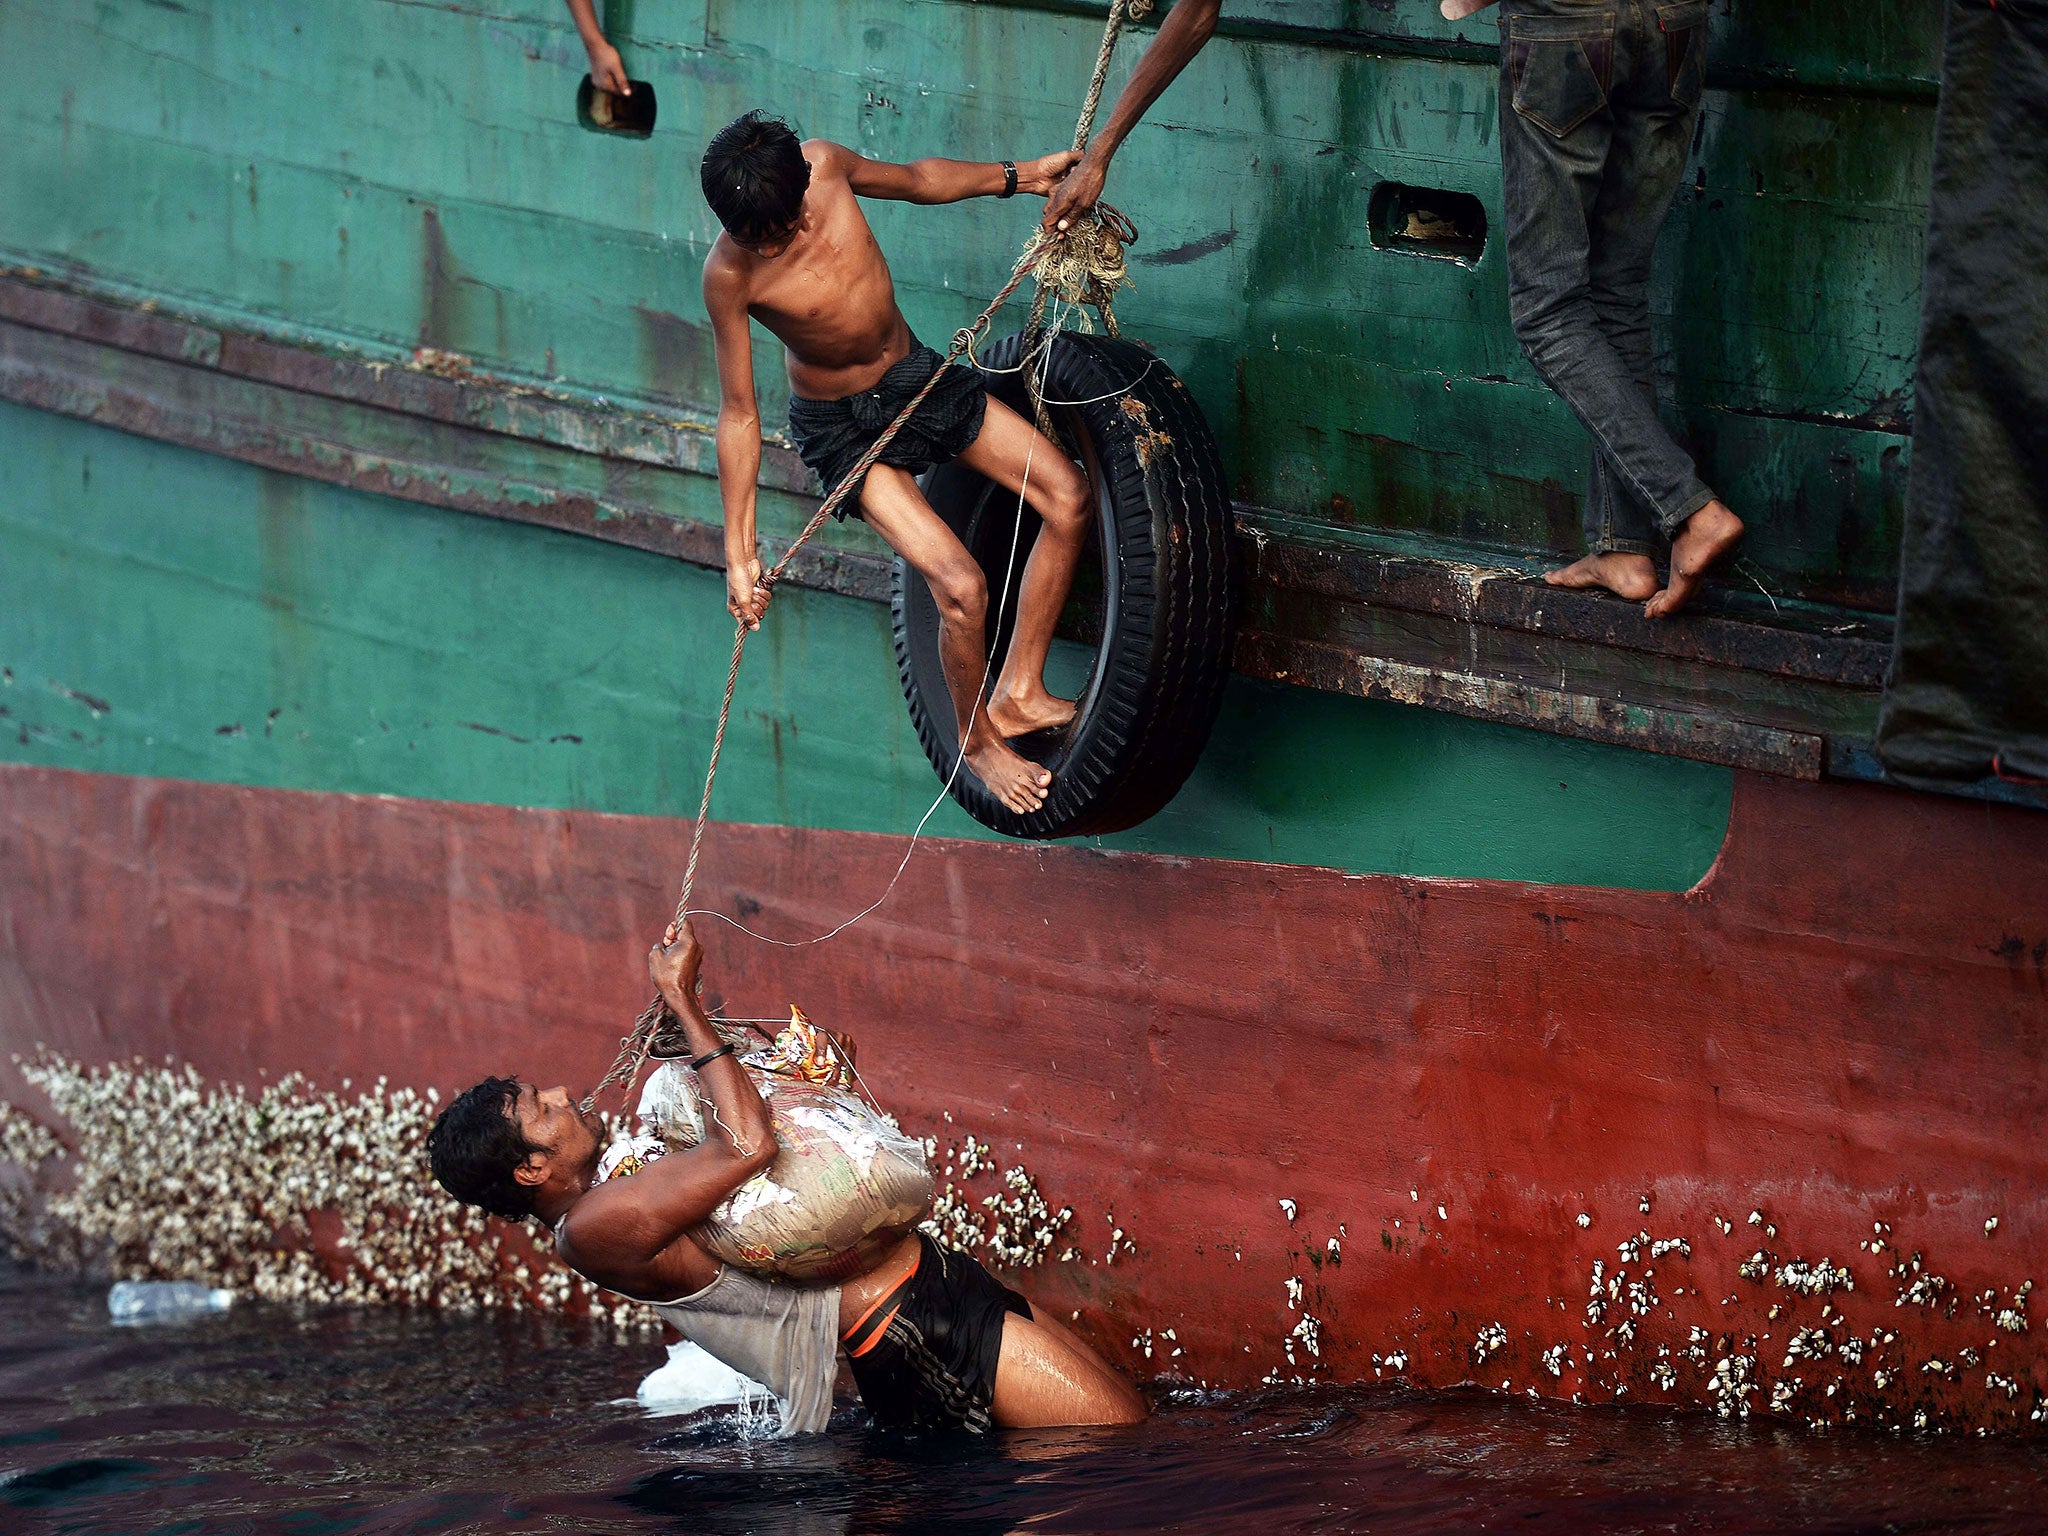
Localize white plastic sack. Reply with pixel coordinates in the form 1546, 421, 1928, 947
631, 1010, 934, 1284
635, 1340, 768, 1417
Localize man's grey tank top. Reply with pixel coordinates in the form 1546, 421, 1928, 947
649, 1265, 839, 1435
561, 1138, 838, 1434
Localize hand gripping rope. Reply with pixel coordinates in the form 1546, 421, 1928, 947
582, 0, 1148, 1117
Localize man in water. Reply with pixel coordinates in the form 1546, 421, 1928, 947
1042, 0, 1743, 617
426, 919, 1147, 1436
704, 111, 1095, 816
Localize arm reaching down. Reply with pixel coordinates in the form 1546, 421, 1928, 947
557, 920, 778, 1297
703, 255, 772, 629
1043, 0, 1220, 230
563, 0, 630, 94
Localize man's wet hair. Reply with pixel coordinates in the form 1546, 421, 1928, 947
702, 110, 812, 243
426, 1076, 541, 1220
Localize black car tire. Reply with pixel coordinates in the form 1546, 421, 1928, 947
890, 331, 1241, 839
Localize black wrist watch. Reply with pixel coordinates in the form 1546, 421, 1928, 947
999, 160, 1018, 198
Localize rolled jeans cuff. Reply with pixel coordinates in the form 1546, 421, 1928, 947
1592, 535, 1659, 557
1657, 485, 1716, 540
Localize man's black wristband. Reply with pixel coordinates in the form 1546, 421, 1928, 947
999, 160, 1017, 199
691, 1043, 737, 1071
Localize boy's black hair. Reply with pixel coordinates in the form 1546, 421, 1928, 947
702, 110, 812, 243
425, 1076, 541, 1220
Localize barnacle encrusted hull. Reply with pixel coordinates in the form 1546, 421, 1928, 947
3, 764, 2045, 1436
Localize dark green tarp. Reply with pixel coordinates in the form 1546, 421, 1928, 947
1877, 0, 2048, 788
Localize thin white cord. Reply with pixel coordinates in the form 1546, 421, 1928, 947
974, 336, 1160, 406
681, 330, 1066, 951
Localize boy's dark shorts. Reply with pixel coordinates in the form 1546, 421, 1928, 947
786, 340, 989, 520
842, 1232, 1030, 1434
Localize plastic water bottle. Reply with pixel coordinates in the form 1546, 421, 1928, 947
107, 1280, 235, 1325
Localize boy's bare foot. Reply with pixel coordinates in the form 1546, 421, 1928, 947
1543, 551, 1658, 601
965, 729, 1053, 814
1645, 500, 1744, 619
987, 689, 1078, 740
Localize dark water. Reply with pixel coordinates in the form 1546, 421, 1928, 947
4, 1265, 2046, 1536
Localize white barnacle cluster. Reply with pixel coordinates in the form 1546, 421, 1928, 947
1705, 1353, 1758, 1419
0, 1051, 655, 1332
1539, 1342, 1570, 1378
1472, 1321, 1507, 1364
1649, 1359, 1677, 1391
1373, 1348, 1408, 1375
919, 1133, 1079, 1270
1286, 1312, 1321, 1363
955, 1134, 994, 1177
1890, 1253, 1949, 1308
1978, 1278, 2032, 1334
1782, 1325, 1833, 1367
0, 1100, 86, 1269
1737, 1249, 1773, 1282
1774, 1257, 1853, 1296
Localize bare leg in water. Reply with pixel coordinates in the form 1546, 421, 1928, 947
991, 1308, 1149, 1428
859, 464, 1052, 814
951, 397, 1095, 739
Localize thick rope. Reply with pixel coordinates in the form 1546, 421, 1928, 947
582, 0, 1144, 1116
1022, 0, 1144, 423
581, 260, 1038, 1113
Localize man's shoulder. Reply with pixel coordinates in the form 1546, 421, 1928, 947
801, 139, 858, 179
702, 235, 752, 298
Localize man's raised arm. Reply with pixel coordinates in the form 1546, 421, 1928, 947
1042, 0, 1221, 230
558, 921, 777, 1285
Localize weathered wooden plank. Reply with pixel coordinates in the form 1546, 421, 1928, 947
1236, 633, 1827, 778
0, 280, 1893, 783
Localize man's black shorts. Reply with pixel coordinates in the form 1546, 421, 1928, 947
786, 340, 989, 519
842, 1232, 1030, 1434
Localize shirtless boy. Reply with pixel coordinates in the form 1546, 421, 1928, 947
426, 920, 1147, 1436
701, 112, 1094, 814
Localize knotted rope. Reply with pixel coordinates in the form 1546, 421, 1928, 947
582, 0, 1147, 1116
1018, 0, 1147, 429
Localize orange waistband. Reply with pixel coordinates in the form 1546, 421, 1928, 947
840, 1246, 921, 1358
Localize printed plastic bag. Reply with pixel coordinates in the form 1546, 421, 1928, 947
632, 1009, 933, 1284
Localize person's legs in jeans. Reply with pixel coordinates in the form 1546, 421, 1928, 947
1568, 13, 1695, 601
1603, 0, 1744, 616
1500, 0, 1742, 614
